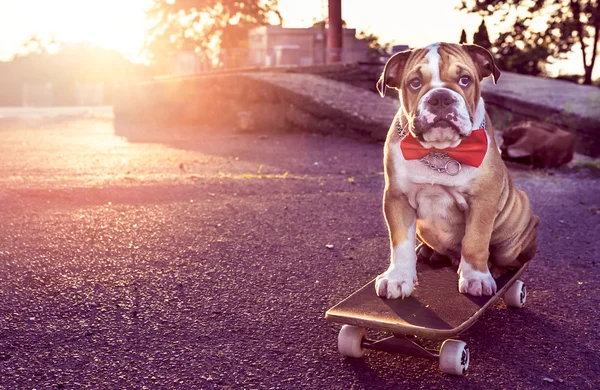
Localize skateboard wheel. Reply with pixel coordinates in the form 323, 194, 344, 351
439, 339, 469, 375
504, 280, 526, 308
337, 325, 366, 358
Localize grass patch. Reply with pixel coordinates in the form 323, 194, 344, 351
574, 160, 600, 169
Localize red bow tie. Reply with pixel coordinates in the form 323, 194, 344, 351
400, 129, 488, 167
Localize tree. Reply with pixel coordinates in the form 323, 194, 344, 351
14, 33, 62, 58
357, 30, 390, 59
493, 26, 552, 76
311, 18, 347, 29
472, 20, 491, 49
459, 29, 468, 44
144, 0, 281, 64
460, 0, 600, 85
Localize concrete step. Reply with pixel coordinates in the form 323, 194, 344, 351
482, 73, 600, 157
113, 68, 600, 156
113, 71, 398, 142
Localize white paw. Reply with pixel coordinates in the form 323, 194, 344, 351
375, 267, 418, 299
458, 261, 497, 296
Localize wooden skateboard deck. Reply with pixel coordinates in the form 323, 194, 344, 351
326, 261, 529, 339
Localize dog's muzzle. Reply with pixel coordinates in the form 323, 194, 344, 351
413, 88, 471, 142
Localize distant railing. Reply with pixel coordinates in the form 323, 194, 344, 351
74, 83, 104, 106
164, 47, 385, 76
20, 82, 107, 107
223, 47, 370, 68
22, 83, 54, 107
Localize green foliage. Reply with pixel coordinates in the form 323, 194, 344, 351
472, 20, 491, 49
311, 18, 347, 29
460, 0, 599, 84
357, 30, 390, 58
14, 33, 62, 58
144, 0, 281, 63
492, 20, 553, 77
459, 29, 468, 44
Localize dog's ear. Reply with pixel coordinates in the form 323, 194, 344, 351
464, 44, 501, 84
377, 49, 412, 97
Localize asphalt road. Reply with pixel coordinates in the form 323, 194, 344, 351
0, 111, 599, 389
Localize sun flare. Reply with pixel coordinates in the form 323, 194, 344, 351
0, 0, 152, 60
0, 0, 595, 78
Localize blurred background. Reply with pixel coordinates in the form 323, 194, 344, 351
1, 3, 598, 388
0, 0, 598, 107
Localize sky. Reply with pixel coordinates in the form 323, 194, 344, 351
0, 0, 152, 60
0, 0, 593, 76
278, 0, 483, 48
0, 0, 482, 59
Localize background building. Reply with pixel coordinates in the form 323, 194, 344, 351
245, 26, 369, 67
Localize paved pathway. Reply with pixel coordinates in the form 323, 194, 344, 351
0, 112, 599, 389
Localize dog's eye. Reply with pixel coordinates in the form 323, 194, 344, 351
459, 75, 472, 87
409, 78, 422, 91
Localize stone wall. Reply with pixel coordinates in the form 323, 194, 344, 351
113, 70, 397, 142
481, 73, 600, 157
114, 65, 600, 156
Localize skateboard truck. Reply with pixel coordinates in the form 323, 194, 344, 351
337, 325, 470, 375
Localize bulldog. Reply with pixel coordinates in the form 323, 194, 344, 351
375, 43, 539, 299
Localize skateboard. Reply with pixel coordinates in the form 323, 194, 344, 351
325, 257, 529, 375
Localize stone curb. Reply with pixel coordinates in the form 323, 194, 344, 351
113, 68, 599, 156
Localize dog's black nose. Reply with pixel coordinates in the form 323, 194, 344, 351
425, 89, 458, 110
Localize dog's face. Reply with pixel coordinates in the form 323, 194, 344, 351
378, 43, 500, 149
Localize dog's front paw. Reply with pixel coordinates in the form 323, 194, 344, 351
375, 267, 418, 299
458, 261, 497, 296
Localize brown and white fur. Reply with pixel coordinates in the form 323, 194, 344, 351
375, 43, 539, 299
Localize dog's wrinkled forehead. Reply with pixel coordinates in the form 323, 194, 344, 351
423, 43, 443, 86
404, 43, 476, 89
